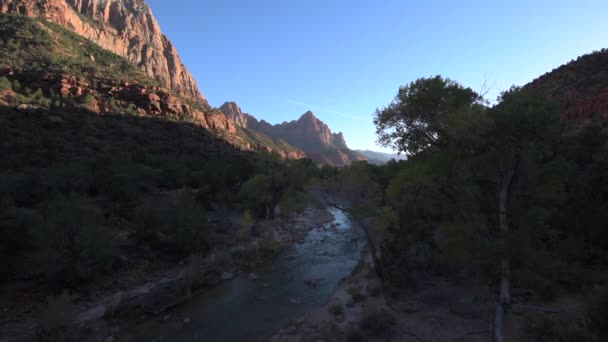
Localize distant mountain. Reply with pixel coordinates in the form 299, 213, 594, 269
219, 102, 305, 159
219, 102, 365, 166
356, 150, 406, 165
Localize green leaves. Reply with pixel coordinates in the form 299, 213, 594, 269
373, 76, 482, 156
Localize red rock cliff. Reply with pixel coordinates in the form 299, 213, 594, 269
0, 0, 204, 103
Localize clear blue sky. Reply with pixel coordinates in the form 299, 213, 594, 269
146, 0, 607, 152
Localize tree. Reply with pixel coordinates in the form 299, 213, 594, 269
373, 76, 483, 156
33, 194, 118, 283
373, 78, 564, 341
441, 87, 563, 342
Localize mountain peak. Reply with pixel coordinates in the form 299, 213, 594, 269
299, 111, 317, 121
220, 101, 242, 115
219, 101, 260, 129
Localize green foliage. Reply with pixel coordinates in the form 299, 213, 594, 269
0, 14, 157, 87
328, 303, 344, 315
32, 194, 118, 283
524, 313, 594, 342
347, 286, 365, 302
1, 104, 256, 284
238, 153, 319, 220
0, 76, 11, 91
37, 291, 77, 341
339, 75, 607, 298
587, 286, 608, 339
373, 75, 482, 155
358, 307, 396, 338
134, 193, 210, 255
239, 174, 273, 218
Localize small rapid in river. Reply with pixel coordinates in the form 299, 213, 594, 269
121, 207, 364, 342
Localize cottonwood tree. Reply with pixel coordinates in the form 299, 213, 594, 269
375, 77, 564, 341
373, 75, 483, 155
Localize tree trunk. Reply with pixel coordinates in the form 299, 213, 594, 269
494, 161, 517, 342
358, 219, 385, 282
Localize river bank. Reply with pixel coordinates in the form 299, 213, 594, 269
116, 207, 364, 341
270, 246, 584, 342
0, 206, 333, 342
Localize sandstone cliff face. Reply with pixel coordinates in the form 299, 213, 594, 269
0, 65, 235, 135
0, 0, 204, 102
223, 106, 364, 166
219, 102, 259, 129
218, 102, 306, 159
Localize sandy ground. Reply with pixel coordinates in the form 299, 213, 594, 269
270, 248, 587, 342
270, 249, 496, 342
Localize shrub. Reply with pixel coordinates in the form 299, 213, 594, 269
328, 303, 344, 316
37, 290, 77, 341
32, 194, 118, 283
366, 284, 382, 297
359, 307, 396, 338
165, 194, 210, 255
587, 286, 608, 339
179, 254, 205, 297
524, 313, 594, 342
258, 229, 280, 255
133, 200, 170, 242
348, 286, 365, 302
0, 76, 11, 91
134, 193, 210, 255
344, 324, 365, 342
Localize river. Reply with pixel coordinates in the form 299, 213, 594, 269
120, 207, 364, 342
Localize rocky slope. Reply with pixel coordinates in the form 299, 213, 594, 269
219, 102, 260, 129
0, 13, 235, 134
218, 102, 305, 159
258, 111, 365, 166
527, 49, 608, 127
0, 8, 306, 158
0, 0, 204, 102
219, 102, 364, 166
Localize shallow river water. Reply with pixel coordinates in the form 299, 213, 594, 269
121, 208, 364, 342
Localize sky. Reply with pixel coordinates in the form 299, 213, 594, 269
146, 0, 607, 152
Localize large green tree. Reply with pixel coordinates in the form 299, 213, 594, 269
373, 75, 483, 155
375, 77, 565, 341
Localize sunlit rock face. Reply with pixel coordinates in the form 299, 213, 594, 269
220, 106, 365, 166
0, 0, 205, 103
526, 50, 608, 129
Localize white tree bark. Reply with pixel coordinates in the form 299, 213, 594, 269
494, 161, 516, 342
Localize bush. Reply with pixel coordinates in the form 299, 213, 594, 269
524, 313, 594, 342
133, 200, 170, 242
366, 284, 382, 297
344, 324, 365, 342
0, 76, 11, 91
328, 303, 344, 316
258, 229, 281, 256
348, 286, 365, 302
133, 193, 210, 255
179, 254, 205, 297
32, 194, 118, 283
359, 307, 396, 338
165, 194, 210, 255
587, 286, 608, 339
37, 290, 77, 341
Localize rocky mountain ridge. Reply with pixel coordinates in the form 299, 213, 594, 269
0, 0, 204, 102
219, 102, 365, 166
526, 48, 608, 128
